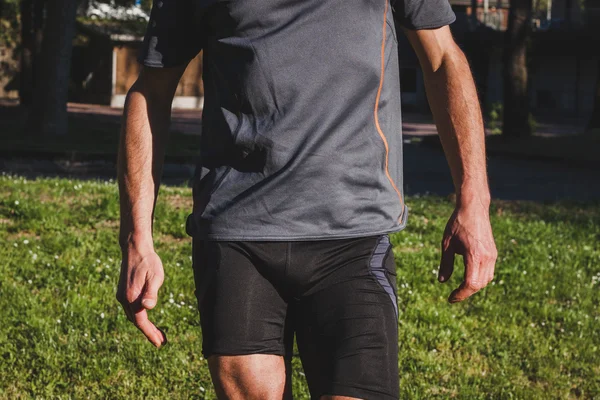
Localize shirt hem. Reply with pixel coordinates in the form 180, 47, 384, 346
402, 15, 457, 31
193, 206, 409, 242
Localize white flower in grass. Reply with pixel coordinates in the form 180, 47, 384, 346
28, 280, 32, 284
23, 239, 29, 245
199, 387, 205, 392
57, 319, 61, 324
54, 255, 59, 259
32, 254, 37, 260
176, 262, 181, 267
13, 243, 18, 247
180, 301, 185, 306
14, 200, 19, 205
169, 298, 174, 304
100, 313, 105, 319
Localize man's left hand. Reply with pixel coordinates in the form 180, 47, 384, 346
438, 199, 497, 303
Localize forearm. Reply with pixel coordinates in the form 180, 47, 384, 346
422, 45, 490, 206
117, 80, 172, 251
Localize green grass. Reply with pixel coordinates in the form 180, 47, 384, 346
1, 174, 599, 399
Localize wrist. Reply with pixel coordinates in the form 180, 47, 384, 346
119, 231, 154, 254
456, 186, 491, 209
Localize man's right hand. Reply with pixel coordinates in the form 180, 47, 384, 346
116, 246, 167, 347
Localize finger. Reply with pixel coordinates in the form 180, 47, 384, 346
134, 309, 167, 348
141, 270, 164, 310
448, 281, 479, 303
486, 248, 498, 284
484, 259, 495, 285
448, 253, 483, 303
117, 289, 136, 323
438, 239, 455, 283
119, 300, 135, 323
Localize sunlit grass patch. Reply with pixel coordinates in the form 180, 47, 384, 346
1, 174, 598, 398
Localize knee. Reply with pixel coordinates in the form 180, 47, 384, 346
208, 355, 286, 400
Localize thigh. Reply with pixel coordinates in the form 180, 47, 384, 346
208, 354, 288, 400
296, 235, 399, 400
192, 240, 290, 357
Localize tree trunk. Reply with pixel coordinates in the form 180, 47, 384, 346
471, 0, 479, 29
19, 0, 34, 106
20, 0, 46, 108
502, 0, 533, 138
587, 60, 600, 132
31, 0, 78, 136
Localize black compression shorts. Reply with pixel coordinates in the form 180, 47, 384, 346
191, 235, 399, 399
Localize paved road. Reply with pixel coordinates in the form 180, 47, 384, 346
3, 142, 598, 202
3, 102, 597, 201
404, 142, 600, 202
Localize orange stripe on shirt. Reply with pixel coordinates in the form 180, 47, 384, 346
374, 0, 404, 221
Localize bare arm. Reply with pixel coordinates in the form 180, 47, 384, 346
404, 26, 497, 303
116, 65, 186, 347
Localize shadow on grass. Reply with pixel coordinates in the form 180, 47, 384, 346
0, 106, 200, 162
491, 199, 600, 227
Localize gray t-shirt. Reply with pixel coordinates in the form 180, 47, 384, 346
140, 0, 455, 241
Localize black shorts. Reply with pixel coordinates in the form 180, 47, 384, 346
191, 235, 399, 399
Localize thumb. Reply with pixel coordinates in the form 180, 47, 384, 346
141, 271, 164, 310
438, 240, 455, 283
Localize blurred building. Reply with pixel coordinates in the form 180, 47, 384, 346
397, 0, 600, 119
72, 20, 204, 109
70, 2, 204, 109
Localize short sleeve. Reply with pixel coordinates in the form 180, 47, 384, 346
392, 0, 456, 30
138, 0, 205, 68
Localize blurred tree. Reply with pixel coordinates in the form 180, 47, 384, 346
586, 0, 600, 133
31, 0, 79, 136
19, 0, 45, 106
503, 0, 533, 137
23, 0, 150, 135
0, 0, 20, 46
589, 62, 600, 132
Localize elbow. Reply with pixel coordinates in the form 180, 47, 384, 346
434, 42, 465, 73
125, 73, 174, 112
424, 43, 468, 82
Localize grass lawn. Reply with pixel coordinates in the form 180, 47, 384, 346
1, 175, 599, 399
